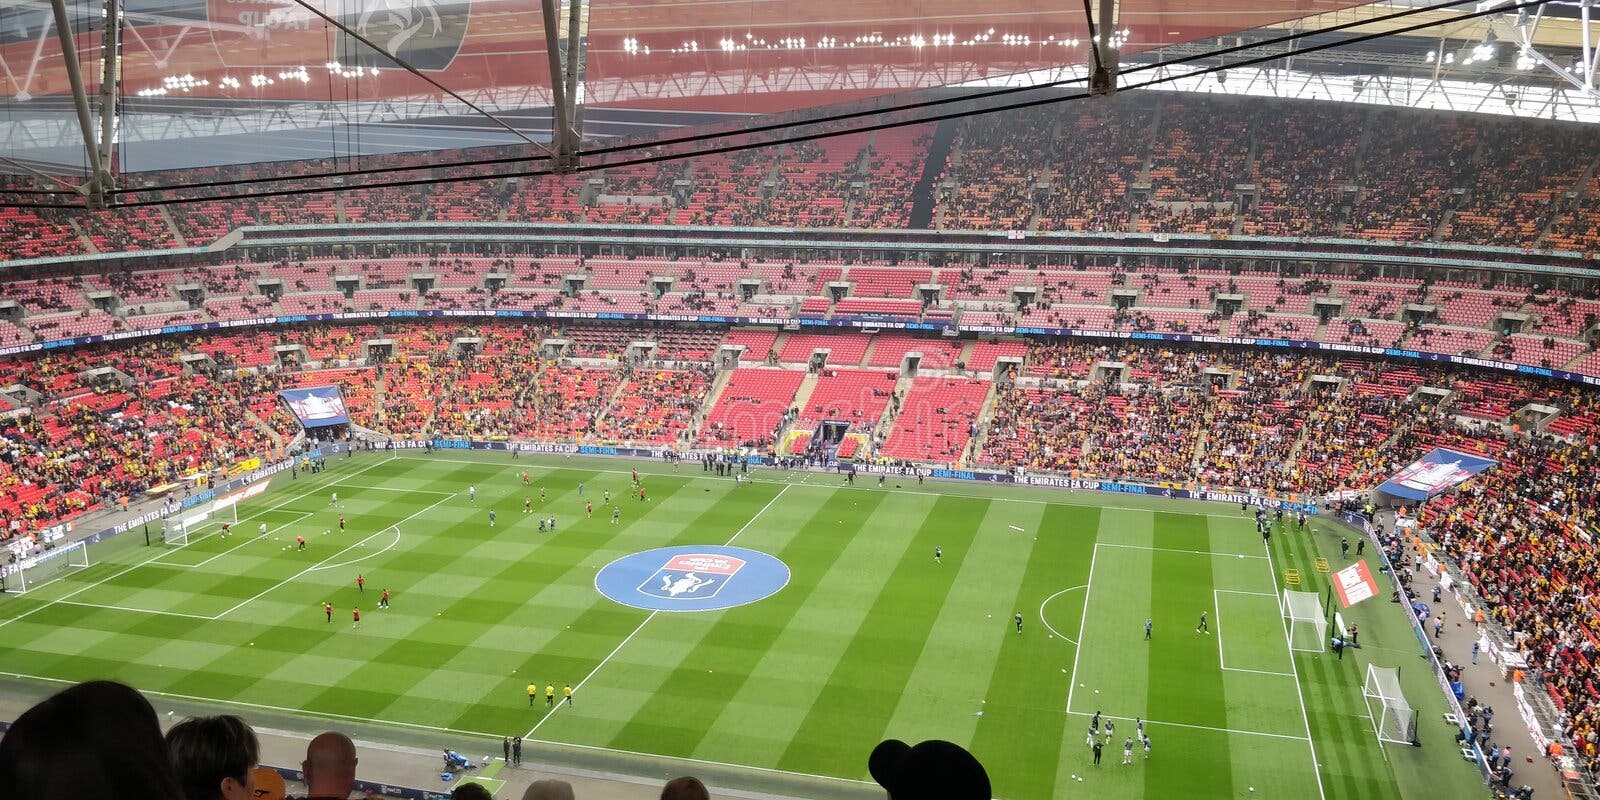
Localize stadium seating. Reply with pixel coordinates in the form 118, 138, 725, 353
697, 368, 805, 448
796, 368, 898, 428
879, 376, 989, 463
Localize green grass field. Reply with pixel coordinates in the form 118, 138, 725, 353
0, 452, 1485, 800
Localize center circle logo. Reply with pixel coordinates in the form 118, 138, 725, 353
595, 546, 790, 612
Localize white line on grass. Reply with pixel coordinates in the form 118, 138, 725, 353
1063, 711, 1310, 742
1263, 538, 1330, 800
1063, 546, 1099, 715
212, 492, 455, 619
328, 484, 456, 495
723, 484, 791, 546
155, 511, 315, 571
1096, 543, 1267, 559
1214, 589, 1297, 678
0, 457, 398, 634
1039, 585, 1088, 645
305, 527, 403, 573
520, 736, 880, 788
56, 600, 218, 620
406, 454, 1254, 519
523, 483, 793, 739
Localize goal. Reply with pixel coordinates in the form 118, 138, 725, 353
1282, 589, 1327, 653
1363, 664, 1416, 746
163, 502, 236, 547
2, 540, 91, 595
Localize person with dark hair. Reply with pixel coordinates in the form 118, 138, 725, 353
451, 784, 494, 800
869, 738, 990, 799
661, 775, 710, 800
166, 714, 260, 800
0, 680, 183, 800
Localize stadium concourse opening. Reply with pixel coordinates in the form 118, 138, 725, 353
5, 1, 1600, 799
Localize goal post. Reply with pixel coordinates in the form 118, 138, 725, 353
163, 511, 206, 546
2, 540, 91, 595
1363, 664, 1416, 746
1282, 589, 1328, 653
162, 501, 238, 546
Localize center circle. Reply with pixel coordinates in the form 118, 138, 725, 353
595, 545, 791, 612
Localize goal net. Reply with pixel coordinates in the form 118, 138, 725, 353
1282, 589, 1327, 653
2, 540, 91, 595
1364, 665, 1416, 745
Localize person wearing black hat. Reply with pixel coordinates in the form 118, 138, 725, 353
869, 739, 990, 800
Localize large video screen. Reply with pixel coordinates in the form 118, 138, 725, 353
279, 385, 350, 428
1375, 447, 1496, 502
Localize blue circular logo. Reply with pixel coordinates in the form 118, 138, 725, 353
595, 546, 790, 612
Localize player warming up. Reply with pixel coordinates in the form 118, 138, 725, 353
469, 485, 477, 504
1196, 611, 1209, 634
1014, 613, 1023, 634
935, 546, 942, 564
296, 535, 306, 551
379, 588, 390, 609
352, 607, 361, 628
489, 509, 497, 528
324, 602, 333, 622
356, 574, 365, 593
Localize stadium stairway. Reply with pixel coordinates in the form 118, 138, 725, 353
872, 372, 918, 449
590, 377, 632, 430
906, 120, 958, 229
1539, 157, 1600, 248
68, 218, 98, 254
961, 379, 1005, 469
158, 206, 188, 248
688, 368, 736, 441
857, 335, 877, 368
956, 339, 977, 368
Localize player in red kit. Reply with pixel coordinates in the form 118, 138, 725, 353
324, 602, 333, 622
352, 607, 361, 628
356, 574, 365, 593
380, 588, 390, 609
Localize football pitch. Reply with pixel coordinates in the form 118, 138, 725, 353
0, 452, 1482, 800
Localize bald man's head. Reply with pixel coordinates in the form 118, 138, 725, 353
302, 732, 358, 798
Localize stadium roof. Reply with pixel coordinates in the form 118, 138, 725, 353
2, 0, 1597, 206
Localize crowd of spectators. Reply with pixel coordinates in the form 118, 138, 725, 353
0, 678, 992, 800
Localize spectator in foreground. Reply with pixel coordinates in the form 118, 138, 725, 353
868, 738, 990, 800
166, 714, 260, 800
522, 778, 576, 800
251, 767, 286, 800
661, 776, 710, 800
0, 680, 183, 800
300, 731, 359, 800
451, 784, 494, 800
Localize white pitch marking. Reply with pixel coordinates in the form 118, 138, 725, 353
1039, 585, 1088, 646
211, 492, 455, 619
524, 483, 793, 738
0, 457, 397, 633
